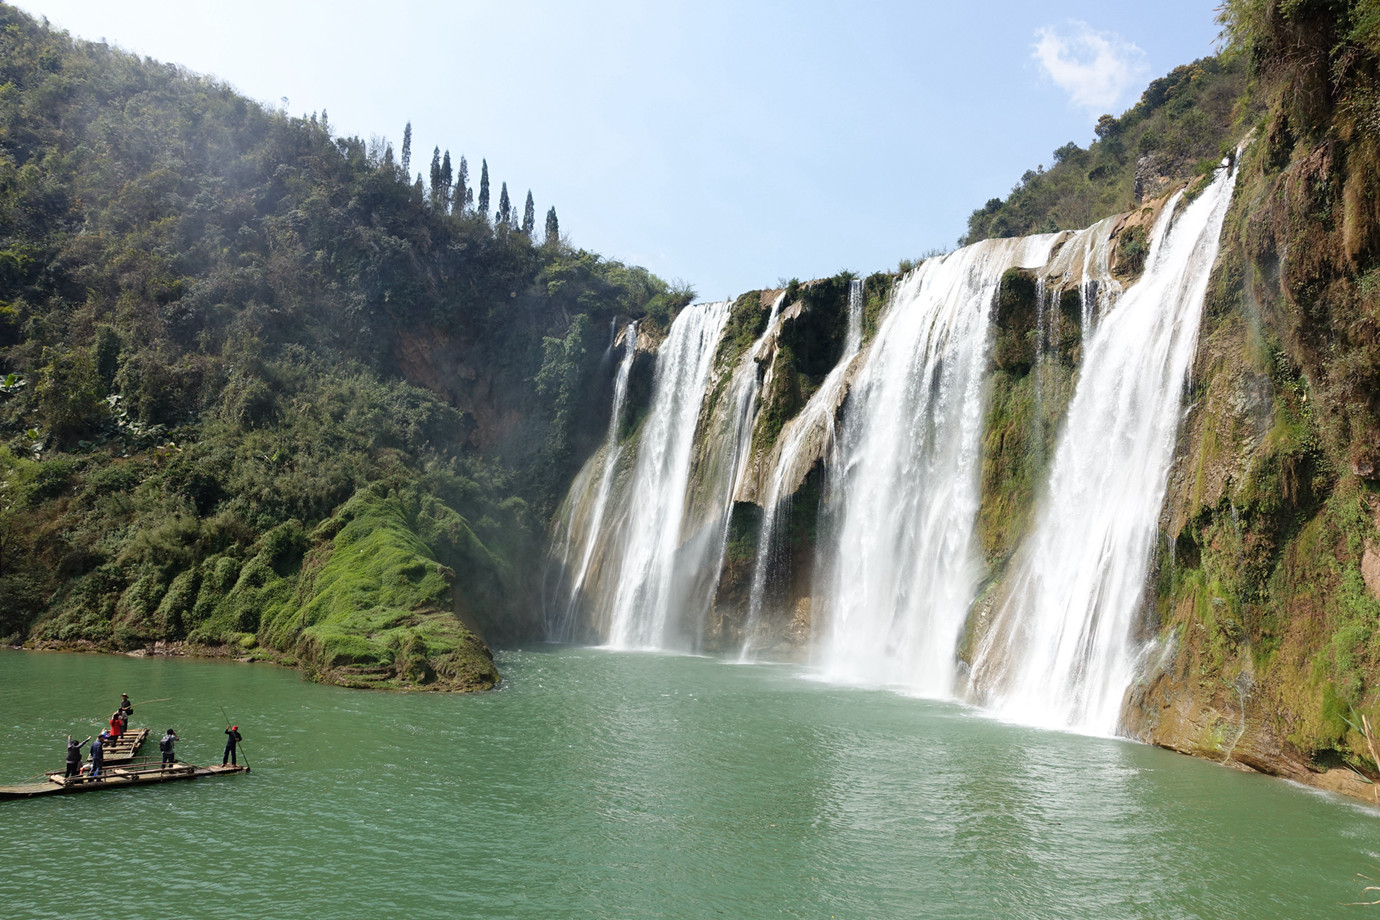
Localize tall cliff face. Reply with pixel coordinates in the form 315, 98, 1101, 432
1123, 143, 1380, 797
1113, 0, 1380, 797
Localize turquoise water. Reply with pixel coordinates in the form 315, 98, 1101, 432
1, 646, 1376, 919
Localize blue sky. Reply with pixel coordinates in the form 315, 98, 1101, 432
17, 1, 1225, 301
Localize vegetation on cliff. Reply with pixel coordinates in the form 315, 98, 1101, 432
0, 4, 688, 687
976, 269, 1081, 569
1132, 0, 1380, 783
962, 55, 1253, 245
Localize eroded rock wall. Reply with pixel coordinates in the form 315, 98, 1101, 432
1121, 130, 1380, 803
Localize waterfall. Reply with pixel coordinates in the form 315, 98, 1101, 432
547, 322, 638, 641
1034, 215, 1121, 462
968, 160, 1239, 733
551, 295, 785, 652
546, 155, 1240, 737
813, 236, 1060, 694
739, 280, 864, 658
605, 301, 733, 649
677, 293, 788, 644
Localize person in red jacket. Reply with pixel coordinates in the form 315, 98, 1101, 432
108, 712, 123, 739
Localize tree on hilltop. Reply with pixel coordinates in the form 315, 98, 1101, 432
456, 155, 470, 215
440, 150, 453, 211
545, 207, 559, 247
496, 182, 513, 228
478, 159, 490, 220
429, 147, 442, 207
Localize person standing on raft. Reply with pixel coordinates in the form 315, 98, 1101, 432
117, 694, 133, 722
222, 725, 242, 766
65, 735, 90, 777
88, 732, 105, 777
159, 728, 179, 769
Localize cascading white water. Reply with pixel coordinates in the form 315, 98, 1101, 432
1043, 214, 1122, 331
739, 280, 864, 657
548, 156, 1239, 734
604, 301, 733, 649
1032, 216, 1121, 452
548, 323, 638, 640
676, 293, 788, 642
968, 159, 1239, 733
814, 236, 1060, 694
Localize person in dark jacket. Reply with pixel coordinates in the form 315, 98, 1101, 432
222, 725, 242, 766
159, 729, 179, 768
65, 735, 90, 777
117, 693, 134, 721
89, 733, 105, 777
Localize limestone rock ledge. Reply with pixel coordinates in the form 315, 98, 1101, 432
1123, 640, 1377, 804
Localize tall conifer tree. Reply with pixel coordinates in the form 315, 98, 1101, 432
522, 190, 536, 235
478, 159, 490, 219
400, 121, 412, 175
545, 207, 559, 246
429, 147, 442, 207
440, 150, 453, 211
496, 182, 512, 228
456, 156, 470, 215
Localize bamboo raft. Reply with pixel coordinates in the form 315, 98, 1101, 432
0, 759, 249, 800
102, 727, 149, 764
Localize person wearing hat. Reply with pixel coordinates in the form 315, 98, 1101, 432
117, 693, 133, 721
159, 728, 179, 769
64, 735, 90, 777
222, 725, 242, 766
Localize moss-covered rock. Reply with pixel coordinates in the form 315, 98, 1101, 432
1124, 121, 1380, 795
259, 484, 499, 691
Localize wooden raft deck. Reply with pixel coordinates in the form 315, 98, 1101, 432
0, 760, 249, 800
102, 727, 149, 764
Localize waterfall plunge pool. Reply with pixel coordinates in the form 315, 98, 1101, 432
0, 646, 1374, 919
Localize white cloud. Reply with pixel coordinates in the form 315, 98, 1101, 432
1032, 21, 1151, 113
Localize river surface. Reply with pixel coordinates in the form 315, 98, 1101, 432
1, 647, 1376, 919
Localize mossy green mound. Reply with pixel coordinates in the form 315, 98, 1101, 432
260, 485, 500, 691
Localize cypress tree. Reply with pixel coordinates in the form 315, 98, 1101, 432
440, 150, 454, 211
478, 159, 490, 219
456, 156, 469, 216
429, 147, 442, 207
401, 121, 412, 175
522, 190, 536, 235
496, 182, 512, 228
545, 207, 559, 246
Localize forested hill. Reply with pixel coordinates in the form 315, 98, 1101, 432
0, 3, 688, 688
960, 54, 1252, 246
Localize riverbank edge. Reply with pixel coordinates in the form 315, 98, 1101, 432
14, 639, 498, 693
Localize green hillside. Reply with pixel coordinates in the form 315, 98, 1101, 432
0, 4, 687, 687
961, 55, 1253, 245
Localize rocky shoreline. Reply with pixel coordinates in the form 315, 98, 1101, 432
17, 637, 498, 692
